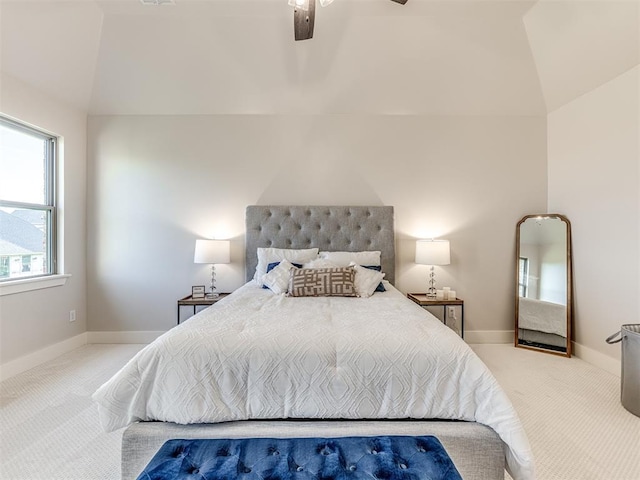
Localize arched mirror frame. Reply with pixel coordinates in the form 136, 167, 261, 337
515, 214, 572, 357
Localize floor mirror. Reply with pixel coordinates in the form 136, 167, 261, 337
515, 214, 572, 357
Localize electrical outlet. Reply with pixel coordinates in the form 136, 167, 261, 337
447, 306, 456, 317
69, 310, 76, 322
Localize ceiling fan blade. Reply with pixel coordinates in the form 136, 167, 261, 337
390, 0, 408, 4
294, 0, 316, 41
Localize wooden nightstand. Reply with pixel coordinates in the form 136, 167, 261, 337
407, 293, 464, 339
177, 293, 230, 324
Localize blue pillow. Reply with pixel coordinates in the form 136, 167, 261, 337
262, 261, 303, 289
267, 261, 303, 272
363, 265, 386, 292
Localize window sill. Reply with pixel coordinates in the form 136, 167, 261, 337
0, 274, 71, 297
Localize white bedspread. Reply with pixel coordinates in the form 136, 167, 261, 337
93, 282, 534, 480
519, 297, 567, 337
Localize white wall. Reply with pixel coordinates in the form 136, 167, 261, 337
87, 114, 547, 335
539, 241, 567, 305
548, 66, 639, 361
0, 73, 87, 364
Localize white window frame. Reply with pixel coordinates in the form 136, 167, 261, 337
518, 257, 529, 297
0, 116, 58, 284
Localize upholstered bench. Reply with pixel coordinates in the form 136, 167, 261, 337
136, 436, 462, 480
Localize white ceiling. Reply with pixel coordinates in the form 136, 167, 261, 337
524, 0, 640, 113
0, 0, 637, 115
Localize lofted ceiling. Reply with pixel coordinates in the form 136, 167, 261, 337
0, 0, 638, 116
524, 0, 639, 113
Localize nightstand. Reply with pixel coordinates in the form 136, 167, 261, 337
177, 293, 230, 324
407, 293, 464, 339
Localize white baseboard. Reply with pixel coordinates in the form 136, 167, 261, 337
464, 333, 621, 377
573, 341, 621, 377
465, 330, 513, 344
87, 331, 166, 344
0, 332, 88, 382
0, 331, 167, 382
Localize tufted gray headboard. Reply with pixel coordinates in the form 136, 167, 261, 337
246, 206, 395, 284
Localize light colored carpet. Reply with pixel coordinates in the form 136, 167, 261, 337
0, 344, 143, 480
471, 344, 640, 480
0, 343, 638, 480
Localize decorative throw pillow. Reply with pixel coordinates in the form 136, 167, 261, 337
262, 261, 303, 289
288, 267, 357, 297
267, 261, 303, 273
318, 251, 381, 267
363, 265, 386, 292
263, 260, 298, 295
254, 247, 319, 286
350, 262, 386, 298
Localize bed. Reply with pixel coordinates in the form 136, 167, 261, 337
93, 206, 534, 480
517, 297, 568, 351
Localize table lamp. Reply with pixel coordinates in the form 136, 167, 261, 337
415, 239, 451, 298
194, 239, 230, 298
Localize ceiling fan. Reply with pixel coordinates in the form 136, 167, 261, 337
291, 0, 408, 41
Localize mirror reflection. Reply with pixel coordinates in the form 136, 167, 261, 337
516, 214, 572, 356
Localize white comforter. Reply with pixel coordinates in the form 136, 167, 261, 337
93, 282, 534, 480
519, 297, 567, 337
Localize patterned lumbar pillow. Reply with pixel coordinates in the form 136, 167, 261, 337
288, 267, 357, 297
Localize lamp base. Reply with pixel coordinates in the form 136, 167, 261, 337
208, 264, 218, 300
426, 266, 437, 298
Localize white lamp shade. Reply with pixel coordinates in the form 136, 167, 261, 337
288, 0, 309, 10
194, 239, 230, 264
288, 0, 333, 10
415, 239, 450, 266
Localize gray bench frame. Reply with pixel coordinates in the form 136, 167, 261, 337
122, 420, 505, 480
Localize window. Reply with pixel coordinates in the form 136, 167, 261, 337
518, 257, 529, 297
0, 116, 57, 281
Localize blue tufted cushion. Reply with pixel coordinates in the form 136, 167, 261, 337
136, 436, 461, 480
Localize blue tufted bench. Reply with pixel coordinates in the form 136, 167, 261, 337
135, 436, 462, 480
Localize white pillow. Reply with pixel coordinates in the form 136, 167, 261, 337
254, 247, 319, 285
350, 262, 386, 298
319, 251, 381, 267
263, 259, 297, 295
302, 258, 339, 269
